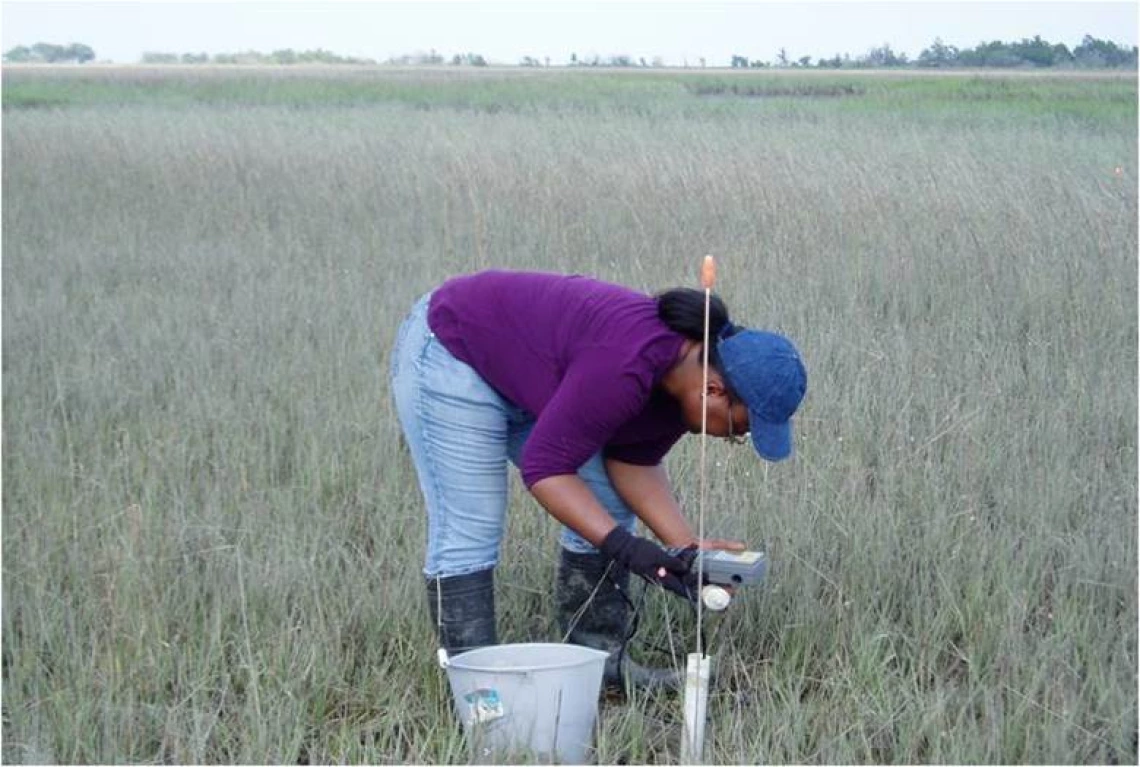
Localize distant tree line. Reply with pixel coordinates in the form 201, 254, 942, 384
3, 34, 1136, 69
733, 35, 1137, 70
384, 50, 489, 66
566, 53, 671, 68
3, 42, 95, 63
138, 49, 377, 65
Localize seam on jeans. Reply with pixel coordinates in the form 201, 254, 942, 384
391, 293, 429, 384
413, 331, 452, 575
389, 316, 410, 383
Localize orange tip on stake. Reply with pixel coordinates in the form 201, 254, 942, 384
700, 255, 716, 290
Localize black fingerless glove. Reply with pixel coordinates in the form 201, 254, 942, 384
599, 527, 699, 600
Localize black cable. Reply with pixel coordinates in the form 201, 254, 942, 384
607, 572, 720, 668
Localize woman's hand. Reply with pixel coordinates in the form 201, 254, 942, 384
696, 538, 747, 552
690, 539, 749, 595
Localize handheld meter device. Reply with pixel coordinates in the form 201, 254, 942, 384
693, 549, 767, 586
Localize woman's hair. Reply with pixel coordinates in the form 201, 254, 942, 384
655, 288, 735, 379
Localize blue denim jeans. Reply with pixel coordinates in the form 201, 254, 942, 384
390, 293, 639, 578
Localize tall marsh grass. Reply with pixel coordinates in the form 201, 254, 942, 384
2, 66, 1136, 763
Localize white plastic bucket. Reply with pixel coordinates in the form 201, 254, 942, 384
443, 642, 609, 764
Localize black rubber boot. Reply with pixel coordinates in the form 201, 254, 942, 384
555, 548, 683, 695
426, 569, 497, 656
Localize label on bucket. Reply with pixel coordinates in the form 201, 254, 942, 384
463, 688, 504, 725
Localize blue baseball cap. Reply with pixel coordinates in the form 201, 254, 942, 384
717, 327, 807, 461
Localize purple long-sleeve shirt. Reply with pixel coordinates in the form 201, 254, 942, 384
427, 271, 688, 488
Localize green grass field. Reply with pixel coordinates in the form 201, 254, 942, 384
2, 65, 1137, 764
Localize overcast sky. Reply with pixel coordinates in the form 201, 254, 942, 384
2, 0, 1137, 66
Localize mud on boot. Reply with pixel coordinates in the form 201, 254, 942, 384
426, 568, 498, 656
555, 547, 684, 695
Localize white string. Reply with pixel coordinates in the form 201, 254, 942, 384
435, 574, 449, 669
436, 574, 444, 642
682, 257, 715, 766
697, 272, 711, 658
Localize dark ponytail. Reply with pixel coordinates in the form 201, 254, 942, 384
655, 288, 737, 377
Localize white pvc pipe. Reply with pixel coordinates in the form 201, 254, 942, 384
682, 652, 711, 763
